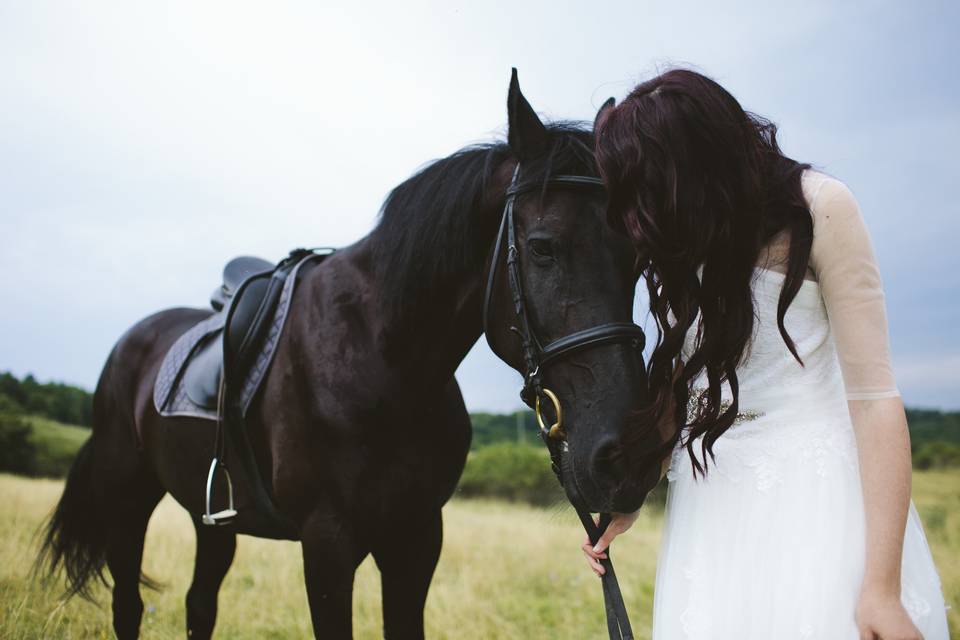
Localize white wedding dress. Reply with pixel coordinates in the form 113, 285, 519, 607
651, 171, 950, 639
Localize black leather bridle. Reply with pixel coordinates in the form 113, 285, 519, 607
482, 163, 645, 640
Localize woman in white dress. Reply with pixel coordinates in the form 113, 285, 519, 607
581, 69, 950, 639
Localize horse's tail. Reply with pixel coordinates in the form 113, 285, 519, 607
36, 435, 111, 600
35, 341, 158, 600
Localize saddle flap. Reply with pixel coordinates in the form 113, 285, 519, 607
223, 272, 288, 383
183, 331, 224, 410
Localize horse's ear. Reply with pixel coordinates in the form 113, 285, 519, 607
594, 97, 616, 131
507, 68, 548, 161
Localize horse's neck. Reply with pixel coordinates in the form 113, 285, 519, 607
402, 274, 486, 380
297, 240, 485, 392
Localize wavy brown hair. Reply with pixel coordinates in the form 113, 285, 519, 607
595, 69, 812, 478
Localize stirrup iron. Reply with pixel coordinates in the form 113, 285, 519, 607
202, 458, 237, 526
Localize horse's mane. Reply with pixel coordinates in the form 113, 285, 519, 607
370, 122, 597, 327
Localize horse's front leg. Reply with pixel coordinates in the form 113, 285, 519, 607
185, 523, 237, 639
301, 510, 367, 639
371, 510, 443, 640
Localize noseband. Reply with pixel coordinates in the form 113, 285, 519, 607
482, 163, 644, 640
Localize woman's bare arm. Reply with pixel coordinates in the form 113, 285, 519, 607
850, 397, 911, 594
850, 397, 922, 639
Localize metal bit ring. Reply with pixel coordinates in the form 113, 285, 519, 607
535, 388, 564, 440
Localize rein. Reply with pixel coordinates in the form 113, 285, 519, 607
482, 164, 644, 640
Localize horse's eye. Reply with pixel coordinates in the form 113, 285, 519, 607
529, 238, 554, 258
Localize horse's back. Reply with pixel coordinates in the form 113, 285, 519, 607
99, 307, 212, 434
114, 307, 212, 380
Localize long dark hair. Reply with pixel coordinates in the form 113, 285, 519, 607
595, 69, 812, 476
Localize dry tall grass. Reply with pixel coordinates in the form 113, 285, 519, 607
1, 472, 956, 638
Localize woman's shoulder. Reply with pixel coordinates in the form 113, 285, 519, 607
803, 169, 875, 276
800, 168, 857, 216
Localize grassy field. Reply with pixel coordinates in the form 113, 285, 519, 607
1, 472, 957, 639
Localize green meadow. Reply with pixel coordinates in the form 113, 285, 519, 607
1, 375, 957, 637
1, 470, 957, 639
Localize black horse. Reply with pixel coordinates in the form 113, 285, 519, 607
38, 71, 654, 639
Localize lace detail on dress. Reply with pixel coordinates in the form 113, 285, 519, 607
679, 545, 709, 637
797, 429, 858, 479
685, 386, 766, 426
666, 396, 858, 492
901, 584, 932, 621
667, 420, 857, 493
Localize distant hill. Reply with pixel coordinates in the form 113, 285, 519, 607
0, 414, 89, 477
25, 416, 89, 476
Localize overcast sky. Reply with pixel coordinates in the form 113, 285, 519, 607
1, 1, 957, 411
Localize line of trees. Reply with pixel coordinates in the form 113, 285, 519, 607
0, 371, 958, 501
0, 372, 92, 427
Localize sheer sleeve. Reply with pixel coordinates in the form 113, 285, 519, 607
806, 172, 901, 400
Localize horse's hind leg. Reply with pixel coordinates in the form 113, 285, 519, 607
185, 524, 237, 639
106, 480, 164, 640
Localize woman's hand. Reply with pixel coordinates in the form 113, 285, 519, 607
855, 587, 923, 640
581, 511, 639, 576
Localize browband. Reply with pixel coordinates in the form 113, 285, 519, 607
506, 174, 605, 197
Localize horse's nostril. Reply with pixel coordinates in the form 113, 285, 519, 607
590, 436, 626, 485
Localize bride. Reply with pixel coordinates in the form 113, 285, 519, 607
580, 69, 949, 639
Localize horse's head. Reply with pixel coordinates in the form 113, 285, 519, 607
483, 70, 660, 514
